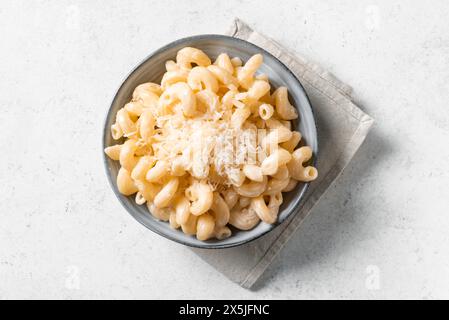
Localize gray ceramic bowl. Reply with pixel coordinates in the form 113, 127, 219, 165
103, 35, 318, 249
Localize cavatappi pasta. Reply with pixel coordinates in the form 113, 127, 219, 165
105, 47, 318, 241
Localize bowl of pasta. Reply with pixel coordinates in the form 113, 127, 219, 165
103, 35, 318, 248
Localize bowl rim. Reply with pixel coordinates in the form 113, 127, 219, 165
102, 34, 318, 249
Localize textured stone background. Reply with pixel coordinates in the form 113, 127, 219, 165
1, 0, 448, 299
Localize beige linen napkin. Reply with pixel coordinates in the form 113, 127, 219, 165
192, 19, 374, 289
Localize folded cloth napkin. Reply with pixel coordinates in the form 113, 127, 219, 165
191, 18, 374, 289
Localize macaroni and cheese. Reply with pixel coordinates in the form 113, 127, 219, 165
105, 47, 318, 241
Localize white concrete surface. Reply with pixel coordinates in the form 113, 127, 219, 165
1, 0, 448, 299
